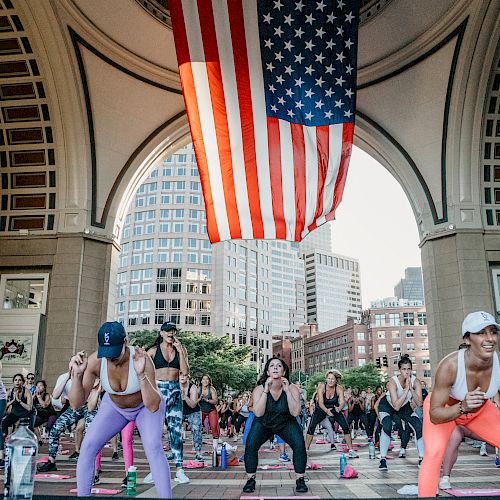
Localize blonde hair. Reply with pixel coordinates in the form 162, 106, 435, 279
326, 369, 342, 380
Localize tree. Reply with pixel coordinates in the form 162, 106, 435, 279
305, 372, 327, 400
128, 329, 257, 395
340, 363, 385, 390
290, 370, 307, 385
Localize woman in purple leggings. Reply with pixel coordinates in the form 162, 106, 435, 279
68, 321, 171, 498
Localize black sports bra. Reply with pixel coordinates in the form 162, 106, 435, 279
153, 344, 180, 370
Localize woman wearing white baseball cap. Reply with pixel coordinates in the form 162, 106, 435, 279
418, 311, 500, 497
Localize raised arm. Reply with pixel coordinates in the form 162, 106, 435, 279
69, 352, 99, 409
133, 347, 161, 412
409, 378, 423, 407
173, 338, 189, 375
283, 380, 301, 417
387, 379, 409, 411
52, 372, 71, 400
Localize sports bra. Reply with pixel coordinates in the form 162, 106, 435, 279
153, 343, 180, 370
386, 375, 415, 407
100, 346, 141, 396
450, 348, 500, 400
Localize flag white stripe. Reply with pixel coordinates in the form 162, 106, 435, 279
182, 0, 231, 241
303, 125, 319, 236
317, 123, 343, 226
279, 120, 296, 241
242, 0, 276, 239
211, 1, 253, 239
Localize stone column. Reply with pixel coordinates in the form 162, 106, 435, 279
421, 230, 494, 372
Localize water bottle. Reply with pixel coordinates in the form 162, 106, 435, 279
339, 452, 347, 477
126, 465, 137, 496
211, 447, 218, 467
322, 429, 327, 442
221, 443, 227, 470
4, 417, 38, 499
368, 440, 376, 459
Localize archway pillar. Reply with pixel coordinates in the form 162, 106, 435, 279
421, 230, 495, 369
0, 234, 118, 384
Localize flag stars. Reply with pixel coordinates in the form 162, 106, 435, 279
305, 88, 315, 98
326, 39, 335, 50
316, 0, 326, 11
275, 51, 284, 62
345, 39, 354, 49
285, 88, 294, 97
270, 104, 278, 113
305, 65, 315, 75
295, 100, 304, 109
276, 74, 285, 84
305, 13, 315, 24
264, 39, 273, 50
268, 84, 276, 93
284, 14, 293, 25
294, 27, 304, 38
345, 88, 354, 98
334, 99, 344, 108
325, 87, 334, 97
284, 65, 293, 75
315, 52, 325, 64
337, 0, 345, 8
294, 77, 304, 87
273, 0, 283, 10
337, 26, 344, 36
335, 76, 346, 86
295, 0, 305, 12
287, 109, 295, 117
284, 40, 295, 51
345, 11, 355, 23
326, 12, 336, 23
294, 53, 305, 64
344, 110, 353, 118
336, 52, 346, 62
274, 26, 284, 37
316, 27, 326, 39
324, 110, 333, 119
345, 64, 353, 74
266, 62, 275, 72
315, 99, 324, 109
305, 111, 314, 120
263, 13, 273, 24
315, 76, 325, 87
325, 64, 334, 74
278, 96, 286, 105
305, 40, 316, 51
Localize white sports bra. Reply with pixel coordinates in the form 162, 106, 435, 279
100, 346, 141, 396
386, 375, 415, 407
449, 348, 500, 401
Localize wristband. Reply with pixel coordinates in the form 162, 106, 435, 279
459, 401, 468, 414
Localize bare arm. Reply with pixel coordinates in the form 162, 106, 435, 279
184, 384, 199, 409
134, 348, 161, 412
52, 373, 71, 400
348, 397, 355, 412
207, 387, 218, 405
409, 378, 423, 407
336, 384, 345, 411
37, 393, 51, 408
285, 382, 301, 417
69, 352, 99, 409
252, 384, 268, 417
317, 384, 331, 415
17, 390, 32, 412
87, 387, 100, 412
387, 379, 409, 411
374, 396, 381, 417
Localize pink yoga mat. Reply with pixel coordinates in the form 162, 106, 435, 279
447, 489, 500, 497
315, 439, 330, 444
34, 473, 71, 480
241, 496, 320, 499
70, 488, 120, 495
36, 457, 49, 464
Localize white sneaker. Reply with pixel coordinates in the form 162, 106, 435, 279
480, 443, 488, 456
439, 476, 452, 490
175, 469, 190, 484
348, 449, 359, 458
399, 449, 406, 458
143, 472, 154, 484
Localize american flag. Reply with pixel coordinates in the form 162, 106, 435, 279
170, 0, 358, 243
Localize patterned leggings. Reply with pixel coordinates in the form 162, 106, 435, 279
48, 405, 86, 459
157, 380, 183, 468
184, 411, 202, 452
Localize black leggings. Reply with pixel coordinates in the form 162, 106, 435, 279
234, 414, 247, 434
2, 412, 35, 437
244, 418, 307, 474
347, 411, 369, 433
307, 407, 349, 435
378, 398, 422, 440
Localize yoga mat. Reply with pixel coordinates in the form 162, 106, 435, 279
315, 439, 330, 444
183, 460, 205, 468
34, 474, 71, 480
70, 488, 120, 495
447, 489, 500, 497
36, 457, 49, 464
241, 496, 320, 499
258, 464, 283, 470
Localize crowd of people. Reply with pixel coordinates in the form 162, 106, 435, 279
0, 311, 498, 497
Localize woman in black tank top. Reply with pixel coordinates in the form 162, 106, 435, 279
199, 374, 220, 450
242, 357, 308, 494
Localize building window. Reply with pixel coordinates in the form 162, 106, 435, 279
357, 345, 365, 354
405, 330, 414, 338
406, 343, 415, 351
403, 313, 414, 325
392, 330, 400, 339
378, 344, 386, 353
374, 314, 385, 327
421, 343, 429, 350
377, 331, 385, 339
389, 313, 400, 326
392, 343, 401, 352
417, 313, 426, 325
357, 331, 364, 340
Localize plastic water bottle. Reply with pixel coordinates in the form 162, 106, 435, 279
126, 465, 137, 496
221, 443, 227, 470
211, 447, 218, 467
4, 417, 38, 499
369, 440, 376, 459
339, 452, 347, 477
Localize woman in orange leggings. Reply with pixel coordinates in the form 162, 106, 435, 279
418, 311, 500, 497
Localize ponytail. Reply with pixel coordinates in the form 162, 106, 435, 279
146, 334, 162, 352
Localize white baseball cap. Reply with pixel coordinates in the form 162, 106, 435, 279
461, 311, 500, 337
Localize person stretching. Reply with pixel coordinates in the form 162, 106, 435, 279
69, 321, 172, 498
377, 354, 423, 471
199, 374, 220, 451
243, 357, 308, 494
305, 371, 357, 457
418, 311, 500, 497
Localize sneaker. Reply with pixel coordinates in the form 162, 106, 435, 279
37, 461, 57, 472
233, 435, 238, 442
472, 440, 481, 448
112, 451, 119, 461
93, 474, 100, 485
175, 469, 190, 484
480, 443, 488, 456
166, 452, 174, 461
0, 459, 5, 469
194, 452, 204, 462
279, 452, 290, 462
296, 477, 308, 493
348, 449, 359, 458
121, 476, 128, 488
418, 457, 423, 467
495, 456, 500, 467
439, 476, 452, 490
330, 443, 337, 450
143, 472, 154, 484
68, 451, 79, 461
238, 455, 245, 463
399, 449, 406, 458
243, 477, 256, 493
379, 458, 388, 471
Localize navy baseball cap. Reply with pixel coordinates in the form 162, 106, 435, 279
97, 321, 126, 358
161, 322, 177, 332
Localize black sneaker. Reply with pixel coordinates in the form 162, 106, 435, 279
418, 457, 423, 467
121, 476, 128, 489
93, 474, 100, 485
296, 477, 308, 493
37, 461, 57, 472
0, 459, 5, 468
243, 477, 256, 493
112, 451, 119, 461
379, 458, 388, 471
330, 443, 337, 450
68, 451, 79, 461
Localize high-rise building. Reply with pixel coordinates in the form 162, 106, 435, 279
270, 240, 306, 338
299, 222, 333, 254
302, 250, 362, 331
394, 267, 424, 303
116, 144, 273, 365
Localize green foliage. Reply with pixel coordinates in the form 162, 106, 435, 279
340, 363, 385, 390
305, 371, 328, 400
127, 328, 257, 395
290, 370, 307, 385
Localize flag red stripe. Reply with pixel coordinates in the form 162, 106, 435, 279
267, 117, 286, 240
291, 123, 306, 241
197, 0, 242, 239
326, 122, 354, 221
227, 0, 264, 239
169, 0, 220, 243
